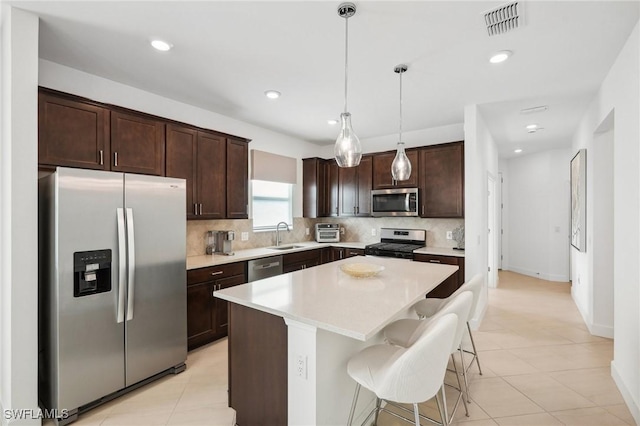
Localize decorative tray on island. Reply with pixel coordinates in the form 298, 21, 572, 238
340, 263, 385, 278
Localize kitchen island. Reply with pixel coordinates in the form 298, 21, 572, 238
214, 256, 458, 426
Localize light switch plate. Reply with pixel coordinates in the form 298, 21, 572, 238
305, 228, 310, 236
371, 228, 376, 236
241, 232, 249, 241
446, 231, 453, 240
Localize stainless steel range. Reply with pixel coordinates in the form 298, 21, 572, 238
364, 228, 426, 259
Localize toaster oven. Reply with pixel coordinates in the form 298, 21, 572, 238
315, 223, 340, 243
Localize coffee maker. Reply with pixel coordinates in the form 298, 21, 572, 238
206, 230, 235, 256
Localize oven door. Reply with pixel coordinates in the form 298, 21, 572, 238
371, 188, 419, 217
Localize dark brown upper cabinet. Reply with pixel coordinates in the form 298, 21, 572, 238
110, 111, 165, 176
302, 158, 328, 218
226, 138, 249, 219
372, 149, 419, 189
339, 155, 372, 217
419, 141, 464, 218
38, 90, 110, 170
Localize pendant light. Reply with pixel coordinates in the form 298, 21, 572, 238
391, 64, 412, 181
334, 2, 362, 168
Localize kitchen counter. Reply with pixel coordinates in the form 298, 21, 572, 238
215, 257, 458, 425
187, 241, 462, 270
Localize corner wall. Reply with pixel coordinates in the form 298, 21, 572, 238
0, 6, 40, 426
570, 20, 640, 423
463, 105, 499, 326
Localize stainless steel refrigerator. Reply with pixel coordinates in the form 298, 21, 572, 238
39, 167, 187, 424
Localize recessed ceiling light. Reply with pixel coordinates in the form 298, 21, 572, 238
489, 50, 512, 64
527, 126, 545, 133
514, 149, 523, 153
327, 119, 338, 125
264, 90, 281, 99
526, 124, 538, 130
150, 39, 172, 51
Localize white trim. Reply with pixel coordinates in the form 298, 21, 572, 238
508, 265, 569, 283
611, 360, 640, 426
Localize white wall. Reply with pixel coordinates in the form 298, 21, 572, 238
571, 21, 640, 424
463, 105, 499, 327
38, 60, 322, 218
501, 149, 572, 282
0, 6, 40, 426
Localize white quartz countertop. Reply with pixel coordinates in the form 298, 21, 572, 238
214, 256, 458, 341
186, 241, 367, 270
187, 241, 464, 270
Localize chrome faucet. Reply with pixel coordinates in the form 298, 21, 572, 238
275, 221, 290, 246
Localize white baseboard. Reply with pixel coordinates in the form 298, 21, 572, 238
611, 361, 640, 426
570, 286, 614, 338
508, 265, 569, 282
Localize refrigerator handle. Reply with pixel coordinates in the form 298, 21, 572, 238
116, 208, 126, 323
126, 208, 136, 321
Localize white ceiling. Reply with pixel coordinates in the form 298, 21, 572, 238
11, 1, 640, 158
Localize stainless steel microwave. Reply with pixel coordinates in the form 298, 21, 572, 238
371, 188, 419, 217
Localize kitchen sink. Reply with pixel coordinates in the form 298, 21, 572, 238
268, 245, 305, 251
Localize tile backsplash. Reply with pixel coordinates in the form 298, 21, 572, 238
187, 217, 464, 256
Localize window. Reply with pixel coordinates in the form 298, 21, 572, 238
252, 180, 293, 231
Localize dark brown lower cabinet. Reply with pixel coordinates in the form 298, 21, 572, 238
186, 262, 246, 350
229, 303, 287, 426
413, 253, 465, 298
282, 249, 321, 273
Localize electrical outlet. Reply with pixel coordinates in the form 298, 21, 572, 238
446, 231, 453, 240
296, 355, 307, 379
241, 232, 249, 241
371, 228, 376, 236
340, 227, 345, 235
305, 227, 310, 236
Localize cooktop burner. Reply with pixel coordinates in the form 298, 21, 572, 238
364, 228, 426, 259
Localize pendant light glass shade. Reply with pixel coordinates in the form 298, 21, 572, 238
391, 142, 411, 181
335, 112, 362, 167
391, 64, 411, 181
334, 3, 362, 168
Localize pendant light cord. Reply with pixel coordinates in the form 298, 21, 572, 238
399, 69, 403, 143
344, 16, 349, 113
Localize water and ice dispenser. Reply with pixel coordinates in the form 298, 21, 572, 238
73, 249, 112, 297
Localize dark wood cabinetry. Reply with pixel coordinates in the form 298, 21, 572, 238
110, 111, 165, 175
372, 149, 419, 189
187, 262, 246, 350
339, 156, 372, 217
419, 142, 464, 218
328, 247, 364, 262
38, 90, 110, 170
282, 249, 321, 273
302, 158, 328, 218
413, 253, 465, 298
327, 160, 340, 217
166, 125, 228, 219
226, 138, 249, 219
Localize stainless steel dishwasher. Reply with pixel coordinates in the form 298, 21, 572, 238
248, 256, 283, 282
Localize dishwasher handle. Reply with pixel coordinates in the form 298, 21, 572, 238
254, 261, 281, 270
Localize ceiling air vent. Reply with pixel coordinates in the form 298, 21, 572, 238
484, 1, 523, 36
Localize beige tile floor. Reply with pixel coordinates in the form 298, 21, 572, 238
65, 270, 635, 426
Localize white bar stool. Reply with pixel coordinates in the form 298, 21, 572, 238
346, 313, 458, 426
383, 291, 473, 423
412, 274, 484, 402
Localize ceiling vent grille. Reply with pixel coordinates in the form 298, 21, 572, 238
484, 2, 523, 36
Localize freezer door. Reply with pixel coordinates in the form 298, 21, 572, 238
124, 174, 187, 386
51, 168, 126, 410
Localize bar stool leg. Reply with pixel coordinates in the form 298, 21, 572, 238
435, 385, 449, 426
373, 397, 382, 425
467, 322, 483, 375
347, 383, 361, 426
413, 403, 421, 426
451, 354, 469, 418
459, 347, 471, 403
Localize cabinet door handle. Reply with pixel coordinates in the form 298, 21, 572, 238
429, 260, 441, 264
199, 203, 203, 215
422, 205, 425, 215
210, 271, 223, 276
349, 251, 358, 256
114, 152, 118, 167
99, 150, 104, 165
194, 204, 198, 215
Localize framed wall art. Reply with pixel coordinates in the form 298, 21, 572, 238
571, 149, 587, 251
